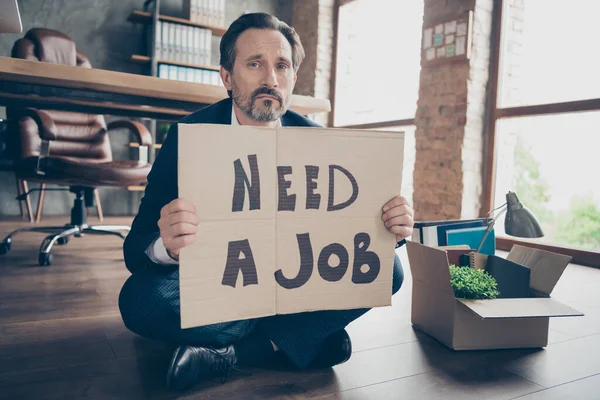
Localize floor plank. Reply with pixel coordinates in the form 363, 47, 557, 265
0, 357, 153, 400
1, 217, 599, 399
311, 363, 544, 400
511, 373, 600, 400
490, 333, 600, 388
0, 333, 115, 375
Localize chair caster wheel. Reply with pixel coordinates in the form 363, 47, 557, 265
39, 252, 53, 266
0, 242, 10, 255
57, 237, 69, 245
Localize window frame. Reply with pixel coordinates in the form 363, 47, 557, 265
330, 0, 600, 266
482, 0, 600, 267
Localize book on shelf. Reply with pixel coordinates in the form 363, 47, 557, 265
152, 21, 213, 67
190, 0, 225, 27
158, 64, 222, 86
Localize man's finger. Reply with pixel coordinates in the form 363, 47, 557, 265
381, 205, 412, 222
390, 225, 412, 238
382, 195, 409, 212
163, 210, 200, 227
167, 222, 199, 238
164, 198, 197, 216
167, 234, 197, 252
384, 215, 414, 229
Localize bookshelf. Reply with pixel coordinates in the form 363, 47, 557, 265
127, 10, 227, 36
126, 0, 227, 191
127, 1, 225, 84
129, 54, 219, 71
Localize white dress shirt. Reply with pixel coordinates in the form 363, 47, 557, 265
145, 105, 281, 265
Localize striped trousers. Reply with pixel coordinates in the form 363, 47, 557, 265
118, 254, 404, 369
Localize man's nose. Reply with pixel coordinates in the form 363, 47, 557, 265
261, 67, 278, 88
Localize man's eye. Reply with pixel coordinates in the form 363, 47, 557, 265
278, 64, 289, 70
249, 62, 260, 68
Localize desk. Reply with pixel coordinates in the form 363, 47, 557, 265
0, 57, 331, 120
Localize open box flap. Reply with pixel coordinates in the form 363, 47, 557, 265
458, 298, 583, 319
506, 245, 573, 295
406, 241, 454, 294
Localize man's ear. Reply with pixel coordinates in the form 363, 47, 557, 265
220, 67, 232, 91
293, 72, 297, 84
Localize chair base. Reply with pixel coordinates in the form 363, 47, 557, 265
0, 186, 130, 266
0, 223, 130, 266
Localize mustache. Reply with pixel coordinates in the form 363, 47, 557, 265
251, 87, 283, 104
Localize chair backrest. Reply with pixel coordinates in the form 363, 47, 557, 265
8, 28, 111, 163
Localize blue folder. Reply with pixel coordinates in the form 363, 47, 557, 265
436, 220, 487, 246
446, 226, 496, 255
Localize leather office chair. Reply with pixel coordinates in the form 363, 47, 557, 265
0, 117, 34, 222
0, 28, 153, 266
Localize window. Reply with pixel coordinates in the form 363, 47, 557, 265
331, 0, 423, 206
498, 0, 600, 107
332, 0, 424, 127
487, 0, 600, 259
493, 112, 600, 250
374, 125, 417, 202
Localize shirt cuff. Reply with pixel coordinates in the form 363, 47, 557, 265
146, 236, 179, 265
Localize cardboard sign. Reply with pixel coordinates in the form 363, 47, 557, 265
177, 124, 405, 328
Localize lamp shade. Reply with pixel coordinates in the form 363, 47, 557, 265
504, 191, 544, 238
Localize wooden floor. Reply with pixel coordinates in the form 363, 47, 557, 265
1, 216, 599, 399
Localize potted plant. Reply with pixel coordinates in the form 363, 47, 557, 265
449, 265, 500, 299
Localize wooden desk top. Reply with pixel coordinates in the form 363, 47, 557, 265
0, 57, 331, 118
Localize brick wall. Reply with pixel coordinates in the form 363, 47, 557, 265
292, 0, 318, 97
413, 0, 493, 220
292, 0, 334, 126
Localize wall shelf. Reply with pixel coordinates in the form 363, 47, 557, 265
129, 54, 220, 71
123, 1, 330, 171
127, 10, 227, 36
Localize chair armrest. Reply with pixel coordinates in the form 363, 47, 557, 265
76, 50, 92, 68
17, 109, 57, 140
106, 121, 152, 147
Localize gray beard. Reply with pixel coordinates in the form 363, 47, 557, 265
249, 99, 280, 122
232, 88, 287, 122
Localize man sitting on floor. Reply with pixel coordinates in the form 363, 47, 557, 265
118, 12, 414, 392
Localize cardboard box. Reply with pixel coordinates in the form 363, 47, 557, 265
406, 241, 584, 350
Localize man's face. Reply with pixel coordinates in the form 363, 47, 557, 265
222, 28, 297, 122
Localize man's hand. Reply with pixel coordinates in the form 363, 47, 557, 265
381, 195, 414, 242
158, 198, 200, 260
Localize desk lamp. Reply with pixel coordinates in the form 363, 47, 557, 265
476, 191, 544, 253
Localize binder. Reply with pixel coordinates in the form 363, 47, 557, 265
446, 226, 496, 255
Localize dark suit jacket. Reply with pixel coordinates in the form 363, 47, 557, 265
123, 97, 321, 273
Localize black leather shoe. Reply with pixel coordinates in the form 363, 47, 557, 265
166, 345, 238, 391
309, 329, 352, 369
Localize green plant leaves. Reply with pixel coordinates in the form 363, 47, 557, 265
449, 265, 500, 299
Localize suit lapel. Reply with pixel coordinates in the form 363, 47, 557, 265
281, 113, 293, 127
207, 97, 232, 125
